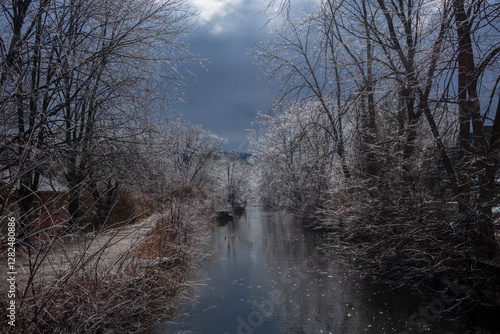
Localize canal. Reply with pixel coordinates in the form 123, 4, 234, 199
152, 205, 499, 333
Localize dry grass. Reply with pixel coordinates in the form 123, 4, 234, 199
136, 201, 211, 261
0, 199, 212, 333
318, 180, 500, 307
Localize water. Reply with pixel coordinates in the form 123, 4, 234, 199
152, 206, 500, 334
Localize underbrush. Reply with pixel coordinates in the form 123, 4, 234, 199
0, 199, 212, 333
5, 262, 184, 333
136, 200, 212, 261
318, 181, 500, 308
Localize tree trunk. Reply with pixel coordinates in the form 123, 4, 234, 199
453, 0, 497, 257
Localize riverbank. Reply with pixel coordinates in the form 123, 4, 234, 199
0, 200, 214, 333
314, 186, 500, 311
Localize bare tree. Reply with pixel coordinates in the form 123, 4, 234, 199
0, 1, 229, 332
254, 0, 500, 303
449, 0, 500, 256
1, 0, 199, 235
255, 12, 352, 178
223, 151, 252, 210
250, 101, 341, 211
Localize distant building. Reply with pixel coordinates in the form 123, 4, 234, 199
29, 176, 69, 232
1, 170, 69, 235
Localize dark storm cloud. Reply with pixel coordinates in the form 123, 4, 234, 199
180, 1, 274, 151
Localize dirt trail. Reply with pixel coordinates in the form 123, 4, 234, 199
1, 214, 160, 290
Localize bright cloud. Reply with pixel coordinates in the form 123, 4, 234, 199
190, 0, 244, 28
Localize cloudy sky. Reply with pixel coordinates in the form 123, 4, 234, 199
180, 0, 275, 152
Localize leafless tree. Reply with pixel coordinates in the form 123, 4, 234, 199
1, 0, 199, 235
449, 0, 500, 256
0, 1, 229, 332
255, 12, 352, 178
223, 151, 252, 210
250, 101, 341, 211
255, 0, 500, 299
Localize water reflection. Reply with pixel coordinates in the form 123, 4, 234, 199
152, 206, 499, 334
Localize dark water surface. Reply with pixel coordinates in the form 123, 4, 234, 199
152, 206, 499, 334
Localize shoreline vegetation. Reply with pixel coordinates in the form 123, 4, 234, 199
0, 192, 219, 333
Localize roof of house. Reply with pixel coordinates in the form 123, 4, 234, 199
0, 168, 68, 192
37, 176, 67, 192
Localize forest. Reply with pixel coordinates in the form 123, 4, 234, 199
0, 0, 252, 332
252, 0, 499, 277
1, 0, 499, 332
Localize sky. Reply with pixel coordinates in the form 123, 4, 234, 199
180, 0, 276, 152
